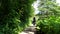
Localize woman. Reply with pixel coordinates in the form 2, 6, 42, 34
32, 17, 36, 26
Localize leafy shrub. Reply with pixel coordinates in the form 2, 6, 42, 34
0, 0, 35, 34
37, 16, 60, 34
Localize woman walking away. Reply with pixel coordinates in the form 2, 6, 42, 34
32, 17, 36, 26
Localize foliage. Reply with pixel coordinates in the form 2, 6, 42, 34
0, 0, 35, 34
36, 0, 60, 34
37, 16, 60, 34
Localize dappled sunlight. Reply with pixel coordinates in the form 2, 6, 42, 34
19, 23, 36, 34
28, 32, 34, 34
32, 0, 40, 14
19, 32, 28, 34
19, 32, 34, 34
30, 24, 34, 26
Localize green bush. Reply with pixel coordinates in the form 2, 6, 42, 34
37, 16, 60, 34
0, 0, 35, 34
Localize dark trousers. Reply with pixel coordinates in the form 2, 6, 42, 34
32, 21, 35, 25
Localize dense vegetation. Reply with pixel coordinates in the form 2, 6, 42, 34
0, 0, 35, 34
1, 0, 60, 34
36, 0, 60, 34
